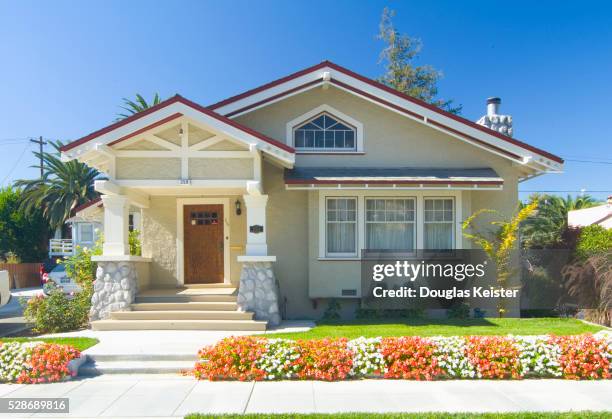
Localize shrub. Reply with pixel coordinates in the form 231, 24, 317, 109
381, 336, 442, 380
447, 302, 470, 319
550, 334, 611, 379
347, 337, 385, 376
431, 336, 475, 378
129, 229, 142, 256
0, 341, 80, 384
295, 338, 353, 381
465, 336, 522, 379
18, 343, 81, 384
514, 336, 562, 377
576, 225, 612, 260
256, 338, 300, 380
322, 299, 341, 321
193, 334, 612, 382
0, 341, 40, 382
194, 336, 266, 381
22, 288, 90, 333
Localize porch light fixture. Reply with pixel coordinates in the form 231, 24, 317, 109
235, 199, 242, 215
179, 128, 184, 138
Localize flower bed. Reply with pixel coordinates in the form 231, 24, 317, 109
0, 341, 81, 384
193, 333, 612, 381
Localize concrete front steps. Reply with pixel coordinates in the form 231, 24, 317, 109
90, 285, 267, 331
79, 353, 197, 376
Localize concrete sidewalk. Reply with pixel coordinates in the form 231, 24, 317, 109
0, 376, 611, 417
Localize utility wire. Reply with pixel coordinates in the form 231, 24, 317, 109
0, 142, 31, 186
565, 159, 612, 165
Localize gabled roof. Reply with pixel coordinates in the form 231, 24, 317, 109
73, 197, 102, 213
60, 94, 295, 158
209, 60, 564, 172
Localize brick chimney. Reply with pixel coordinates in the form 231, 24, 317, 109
477, 97, 513, 137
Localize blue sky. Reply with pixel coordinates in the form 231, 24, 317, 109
1, 0, 611, 200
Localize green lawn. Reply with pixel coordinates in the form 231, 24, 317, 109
186, 412, 612, 419
0, 337, 99, 351
267, 318, 605, 340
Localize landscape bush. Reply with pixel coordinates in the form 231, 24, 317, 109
0, 341, 80, 383
193, 333, 612, 381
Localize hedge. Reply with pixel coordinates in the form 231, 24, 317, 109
193, 333, 612, 381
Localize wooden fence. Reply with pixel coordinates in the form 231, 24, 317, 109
0, 263, 42, 289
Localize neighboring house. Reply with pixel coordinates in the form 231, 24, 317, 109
59, 61, 563, 330
48, 198, 142, 258
568, 196, 612, 229
47, 198, 141, 293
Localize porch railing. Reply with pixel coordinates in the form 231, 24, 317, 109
49, 239, 74, 257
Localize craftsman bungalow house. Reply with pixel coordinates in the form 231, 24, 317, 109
60, 61, 563, 330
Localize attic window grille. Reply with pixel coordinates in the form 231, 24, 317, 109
293, 113, 356, 151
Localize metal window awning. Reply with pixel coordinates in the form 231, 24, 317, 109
284, 167, 504, 190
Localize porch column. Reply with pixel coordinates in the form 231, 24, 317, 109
243, 194, 269, 256
101, 194, 129, 256
237, 193, 281, 326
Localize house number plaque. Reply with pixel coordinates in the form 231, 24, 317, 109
249, 225, 264, 234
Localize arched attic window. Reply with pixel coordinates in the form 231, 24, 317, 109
293, 113, 357, 151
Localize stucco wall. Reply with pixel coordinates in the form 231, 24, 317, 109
188, 158, 253, 180
116, 158, 180, 180
141, 195, 246, 287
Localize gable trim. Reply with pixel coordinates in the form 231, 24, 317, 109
60, 95, 295, 155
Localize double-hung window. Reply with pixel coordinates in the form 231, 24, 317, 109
366, 198, 416, 253
424, 198, 455, 250
326, 197, 357, 256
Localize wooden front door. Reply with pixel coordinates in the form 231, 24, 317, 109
184, 204, 224, 284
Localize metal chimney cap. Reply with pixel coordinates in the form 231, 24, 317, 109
487, 97, 501, 105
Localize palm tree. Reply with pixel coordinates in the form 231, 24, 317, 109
521, 194, 599, 248
14, 140, 101, 231
117, 93, 161, 120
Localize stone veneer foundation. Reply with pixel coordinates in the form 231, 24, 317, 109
236, 261, 281, 326
90, 261, 137, 321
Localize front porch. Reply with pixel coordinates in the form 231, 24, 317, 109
62, 105, 294, 331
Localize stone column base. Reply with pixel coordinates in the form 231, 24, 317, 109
90, 261, 137, 321
236, 261, 281, 326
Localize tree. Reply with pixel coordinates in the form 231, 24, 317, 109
0, 187, 50, 262
117, 93, 162, 120
462, 201, 538, 317
520, 194, 599, 249
377, 8, 462, 114
14, 140, 100, 231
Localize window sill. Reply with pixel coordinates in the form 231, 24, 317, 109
317, 257, 362, 261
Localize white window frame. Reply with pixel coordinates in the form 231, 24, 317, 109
286, 104, 364, 153
365, 197, 417, 254
423, 197, 456, 251
318, 190, 462, 259
325, 196, 358, 257
78, 223, 94, 244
